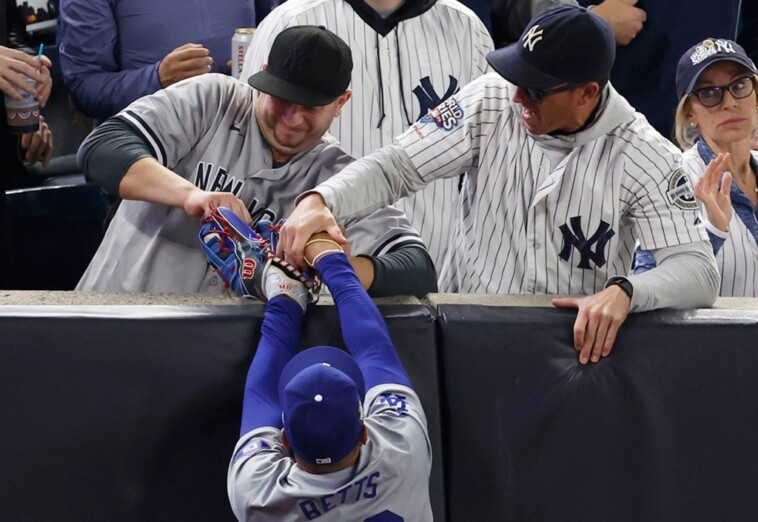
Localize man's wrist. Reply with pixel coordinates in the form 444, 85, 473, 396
295, 190, 327, 208
605, 276, 633, 300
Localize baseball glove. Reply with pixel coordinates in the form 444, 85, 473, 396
198, 207, 321, 305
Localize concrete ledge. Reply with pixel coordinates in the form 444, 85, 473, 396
0, 291, 755, 311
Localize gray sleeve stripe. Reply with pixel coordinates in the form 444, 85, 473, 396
119, 111, 166, 166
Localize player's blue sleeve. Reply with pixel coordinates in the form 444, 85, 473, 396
316, 253, 412, 390
239, 298, 303, 436
59, 0, 162, 122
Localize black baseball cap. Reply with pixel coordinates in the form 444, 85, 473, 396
248, 25, 352, 106
675, 38, 758, 99
486, 5, 615, 89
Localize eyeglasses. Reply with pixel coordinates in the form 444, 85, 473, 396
524, 83, 579, 104
689, 75, 757, 107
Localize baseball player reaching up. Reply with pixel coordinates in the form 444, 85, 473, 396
227, 233, 432, 521
278, 6, 721, 365
75, 25, 436, 298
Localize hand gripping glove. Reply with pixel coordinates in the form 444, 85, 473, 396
198, 207, 320, 308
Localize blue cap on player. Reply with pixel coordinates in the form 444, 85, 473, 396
486, 5, 615, 90
279, 346, 366, 466
675, 38, 758, 99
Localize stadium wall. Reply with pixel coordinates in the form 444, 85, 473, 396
1, 295, 756, 522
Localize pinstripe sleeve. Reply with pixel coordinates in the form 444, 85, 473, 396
315, 75, 501, 221
622, 129, 708, 250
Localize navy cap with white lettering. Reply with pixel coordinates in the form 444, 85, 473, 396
676, 38, 758, 99
486, 4, 615, 89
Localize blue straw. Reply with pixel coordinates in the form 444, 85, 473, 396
36, 43, 44, 62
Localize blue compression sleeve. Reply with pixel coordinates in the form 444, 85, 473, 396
239, 298, 303, 435
316, 253, 412, 390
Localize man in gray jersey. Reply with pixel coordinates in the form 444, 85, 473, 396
278, 6, 720, 364
227, 236, 431, 521
76, 25, 436, 297
239, 0, 495, 271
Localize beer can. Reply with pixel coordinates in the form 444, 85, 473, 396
232, 28, 256, 79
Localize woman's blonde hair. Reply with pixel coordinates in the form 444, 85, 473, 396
673, 96, 700, 151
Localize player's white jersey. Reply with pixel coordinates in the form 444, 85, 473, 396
228, 384, 432, 522
316, 73, 709, 295
681, 146, 758, 297
77, 74, 423, 293
240, 0, 494, 270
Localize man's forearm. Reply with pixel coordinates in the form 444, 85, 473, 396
627, 240, 719, 312
315, 144, 428, 222
240, 298, 303, 435
78, 116, 196, 205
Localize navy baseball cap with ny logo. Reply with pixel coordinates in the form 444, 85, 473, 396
248, 25, 353, 106
486, 5, 615, 90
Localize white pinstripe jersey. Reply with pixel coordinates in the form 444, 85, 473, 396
681, 146, 758, 297
76, 74, 423, 293
228, 384, 432, 522
316, 74, 709, 295
240, 0, 494, 269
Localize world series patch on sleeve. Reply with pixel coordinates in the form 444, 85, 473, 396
198, 207, 321, 300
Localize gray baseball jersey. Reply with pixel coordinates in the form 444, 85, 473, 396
228, 383, 432, 522
76, 74, 423, 293
680, 146, 758, 297
240, 0, 494, 270
312, 74, 710, 297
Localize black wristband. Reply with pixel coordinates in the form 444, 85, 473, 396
605, 276, 633, 299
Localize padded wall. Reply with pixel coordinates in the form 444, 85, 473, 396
438, 305, 758, 522
0, 303, 444, 522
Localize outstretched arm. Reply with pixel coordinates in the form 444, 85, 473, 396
77, 117, 251, 223
239, 298, 303, 436
306, 238, 411, 390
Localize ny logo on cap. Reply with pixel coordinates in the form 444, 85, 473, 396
284, 47, 307, 72
690, 39, 736, 65
522, 25, 544, 52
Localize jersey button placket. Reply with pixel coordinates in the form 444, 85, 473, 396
525, 206, 538, 293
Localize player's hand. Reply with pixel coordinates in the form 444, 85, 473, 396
182, 189, 252, 224
0, 46, 52, 103
20, 115, 53, 166
592, 0, 647, 45
278, 193, 347, 269
552, 285, 631, 365
694, 153, 733, 233
158, 43, 212, 88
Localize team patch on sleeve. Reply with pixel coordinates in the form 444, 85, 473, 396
665, 169, 698, 210
377, 392, 410, 417
233, 437, 271, 462
419, 97, 463, 131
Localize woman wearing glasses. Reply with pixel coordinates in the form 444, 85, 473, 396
635, 38, 758, 296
